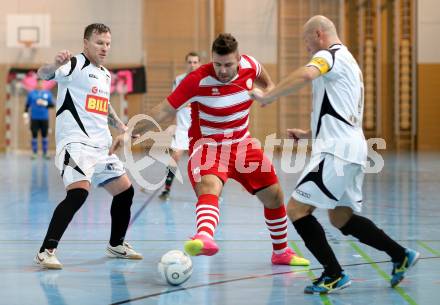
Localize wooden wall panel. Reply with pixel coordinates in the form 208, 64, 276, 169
0, 66, 6, 152
248, 64, 278, 143
277, 0, 342, 137
214, 0, 225, 35
344, 0, 417, 150
379, 0, 396, 148
417, 64, 440, 150
143, 0, 212, 63
143, 0, 213, 130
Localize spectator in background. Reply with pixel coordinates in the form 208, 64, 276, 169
24, 79, 54, 159
158, 51, 201, 200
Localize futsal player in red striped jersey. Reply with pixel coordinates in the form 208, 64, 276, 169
111, 33, 309, 266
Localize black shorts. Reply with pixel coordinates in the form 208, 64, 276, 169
30, 120, 49, 138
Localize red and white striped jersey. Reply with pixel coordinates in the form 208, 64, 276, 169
167, 54, 261, 149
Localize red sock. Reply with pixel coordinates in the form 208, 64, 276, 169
196, 194, 219, 239
264, 205, 288, 254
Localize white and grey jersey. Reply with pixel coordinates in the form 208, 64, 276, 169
307, 44, 367, 166
173, 73, 191, 131
172, 73, 188, 91
50, 53, 112, 151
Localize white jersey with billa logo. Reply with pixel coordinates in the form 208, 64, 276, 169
51, 53, 112, 152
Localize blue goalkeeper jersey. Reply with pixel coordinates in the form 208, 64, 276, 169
26, 90, 54, 120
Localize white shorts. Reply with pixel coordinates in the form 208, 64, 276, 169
292, 153, 364, 212
55, 143, 126, 188
170, 127, 189, 151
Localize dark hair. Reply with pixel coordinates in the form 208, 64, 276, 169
211, 33, 238, 55
84, 23, 111, 40
185, 51, 200, 61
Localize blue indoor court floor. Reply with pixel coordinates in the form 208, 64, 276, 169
1, 152, 439, 305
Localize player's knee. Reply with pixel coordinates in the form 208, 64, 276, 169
329, 215, 343, 229
256, 183, 284, 209
58, 188, 89, 214
328, 208, 353, 231
196, 176, 223, 196
111, 185, 134, 213
114, 185, 134, 204
66, 188, 89, 203
286, 198, 313, 221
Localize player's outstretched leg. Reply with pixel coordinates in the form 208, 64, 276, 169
35, 188, 88, 269
184, 194, 219, 256
265, 205, 310, 266
106, 185, 143, 260
337, 213, 419, 287
390, 248, 420, 287
304, 271, 352, 294
256, 184, 310, 266
289, 199, 350, 294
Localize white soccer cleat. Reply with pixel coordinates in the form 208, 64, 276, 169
34, 249, 63, 270
106, 242, 143, 260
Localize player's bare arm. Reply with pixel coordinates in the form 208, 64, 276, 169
250, 65, 321, 105
254, 64, 275, 92
109, 99, 176, 154
132, 99, 177, 135
37, 50, 72, 80
286, 128, 311, 142
108, 104, 127, 133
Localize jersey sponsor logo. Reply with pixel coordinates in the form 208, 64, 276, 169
36, 98, 49, 106
193, 166, 201, 175
85, 94, 109, 115
211, 87, 220, 95
89, 73, 98, 79
295, 189, 311, 199
246, 78, 253, 89
91, 86, 110, 96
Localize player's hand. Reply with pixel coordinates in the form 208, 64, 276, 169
109, 134, 125, 155
121, 125, 140, 139
249, 88, 272, 107
22, 112, 29, 125
286, 128, 310, 142
54, 50, 72, 67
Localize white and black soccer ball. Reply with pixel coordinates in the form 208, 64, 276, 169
158, 250, 193, 286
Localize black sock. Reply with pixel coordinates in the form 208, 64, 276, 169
293, 215, 343, 276
109, 186, 134, 247
40, 188, 88, 252
339, 214, 406, 262
164, 167, 176, 191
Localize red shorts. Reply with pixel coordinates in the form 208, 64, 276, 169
188, 138, 278, 194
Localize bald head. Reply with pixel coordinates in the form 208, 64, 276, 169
302, 15, 341, 55
304, 15, 338, 37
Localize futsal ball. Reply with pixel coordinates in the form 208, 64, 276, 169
158, 250, 193, 286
